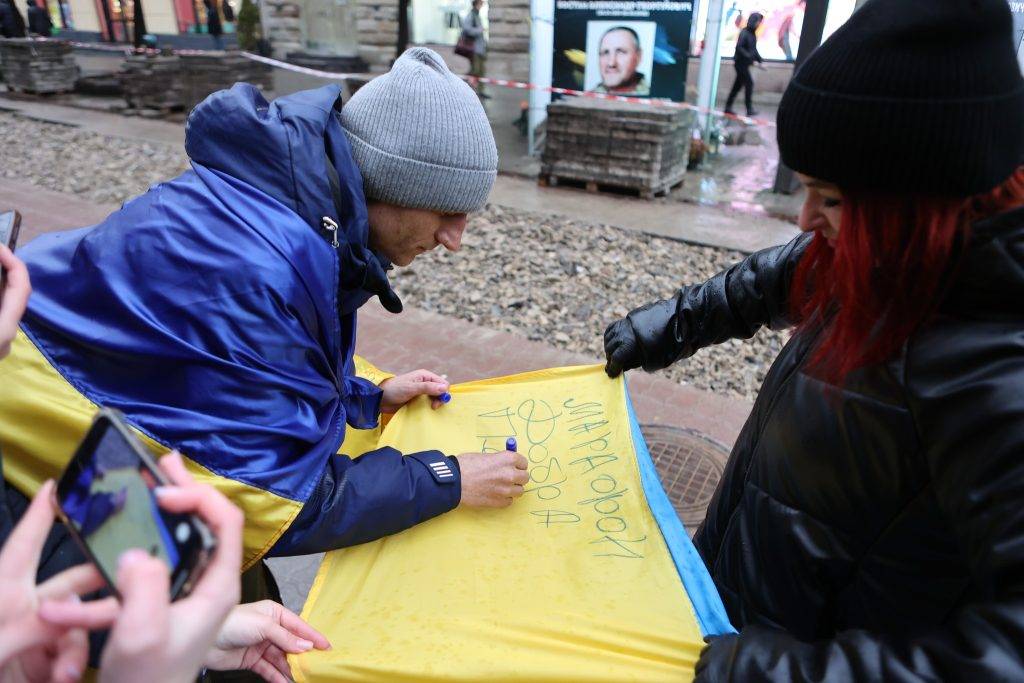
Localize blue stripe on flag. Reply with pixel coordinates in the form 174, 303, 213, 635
624, 385, 736, 637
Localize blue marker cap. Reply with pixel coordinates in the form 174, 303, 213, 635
506, 437, 517, 452
438, 392, 452, 404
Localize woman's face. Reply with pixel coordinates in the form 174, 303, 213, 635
797, 173, 843, 247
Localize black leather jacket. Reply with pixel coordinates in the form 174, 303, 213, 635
628, 208, 1024, 681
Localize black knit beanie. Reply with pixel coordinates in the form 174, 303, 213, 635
777, 0, 1024, 197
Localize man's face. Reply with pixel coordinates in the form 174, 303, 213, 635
367, 203, 468, 267
599, 29, 641, 90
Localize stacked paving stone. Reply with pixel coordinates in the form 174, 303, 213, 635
180, 51, 272, 111
118, 53, 184, 111
486, 0, 529, 82
260, 0, 302, 57
354, 0, 398, 72
0, 38, 78, 94
542, 97, 693, 199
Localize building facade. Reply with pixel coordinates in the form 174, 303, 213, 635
260, 0, 529, 79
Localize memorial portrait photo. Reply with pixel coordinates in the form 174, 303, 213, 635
585, 21, 656, 96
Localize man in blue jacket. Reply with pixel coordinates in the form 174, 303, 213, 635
0, 47, 529, 571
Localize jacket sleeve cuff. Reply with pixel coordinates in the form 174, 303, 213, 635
343, 375, 383, 430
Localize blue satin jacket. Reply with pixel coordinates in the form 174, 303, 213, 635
19, 84, 461, 556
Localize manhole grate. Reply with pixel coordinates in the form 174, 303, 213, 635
640, 424, 729, 530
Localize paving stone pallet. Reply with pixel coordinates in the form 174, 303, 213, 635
0, 38, 79, 95
118, 53, 184, 111
180, 51, 273, 111
541, 97, 693, 199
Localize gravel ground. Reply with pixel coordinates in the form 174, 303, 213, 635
2, 111, 784, 400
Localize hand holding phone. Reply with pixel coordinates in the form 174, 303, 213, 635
44, 449, 245, 683
0, 479, 102, 683
0, 211, 21, 288
0, 214, 30, 360
54, 410, 217, 600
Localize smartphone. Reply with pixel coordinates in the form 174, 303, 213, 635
0, 210, 21, 290
55, 408, 217, 600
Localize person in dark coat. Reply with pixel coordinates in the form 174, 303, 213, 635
604, 0, 1024, 680
204, 0, 223, 48
724, 12, 764, 116
0, 0, 27, 38
25, 0, 52, 36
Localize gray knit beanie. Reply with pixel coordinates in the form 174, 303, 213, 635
340, 48, 498, 213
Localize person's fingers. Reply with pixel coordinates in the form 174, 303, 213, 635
413, 369, 447, 386
157, 450, 197, 487
0, 245, 31, 336
512, 469, 530, 486
509, 484, 525, 498
249, 655, 291, 683
0, 479, 55, 580
604, 357, 623, 378
260, 620, 315, 654
0, 615, 64, 661
511, 453, 529, 470
276, 605, 331, 650
155, 485, 243, 608
39, 596, 120, 629
108, 550, 171, 656
37, 563, 107, 600
263, 644, 293, 680
413, 381, 448, 397
49, 625, 88, 683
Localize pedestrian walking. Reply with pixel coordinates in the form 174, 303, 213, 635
461, 0, 488, 98
0, 0, 26, 38
724, 12, 766, 116
25, 0, 51, 36
205, 0, 223, 49
605, 0, 1024, 679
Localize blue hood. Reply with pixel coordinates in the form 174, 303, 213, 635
186, 83, 401, 315
187, 83, 365, 242
18, 84, 394, 503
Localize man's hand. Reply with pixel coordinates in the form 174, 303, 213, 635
0, 244, 31, 360
603, 317, 642, 378
203, 600, 330, 683
380, 369, 450, 413
455, 451, 530, 508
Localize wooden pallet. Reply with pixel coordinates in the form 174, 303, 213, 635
538, 173, 684, 200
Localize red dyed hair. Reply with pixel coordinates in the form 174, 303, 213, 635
790, 167, 1024, 385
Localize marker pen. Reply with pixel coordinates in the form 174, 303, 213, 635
506, 437, 517, 452
438, 392, 452, 404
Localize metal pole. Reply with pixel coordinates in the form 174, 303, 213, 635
694, 0, 724, 134
527, 0, 553, 156
772, 0, 828, 194
395, 0, 409, 59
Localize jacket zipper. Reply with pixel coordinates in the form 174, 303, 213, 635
321, 216, 340, 248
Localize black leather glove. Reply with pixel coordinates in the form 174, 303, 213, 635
603, 317, 642, 378
694, 633, 738, 682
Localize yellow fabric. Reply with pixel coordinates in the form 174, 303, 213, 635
291, 365, 705, 682
0, 331, 301, 570
352, 355, 394, 387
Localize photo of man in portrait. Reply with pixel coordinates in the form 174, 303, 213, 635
591, 25, 651, 95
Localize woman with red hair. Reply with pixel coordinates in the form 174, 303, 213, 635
604, 0, 1024, 679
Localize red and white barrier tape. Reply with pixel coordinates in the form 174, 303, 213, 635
34, 37, 774, 127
